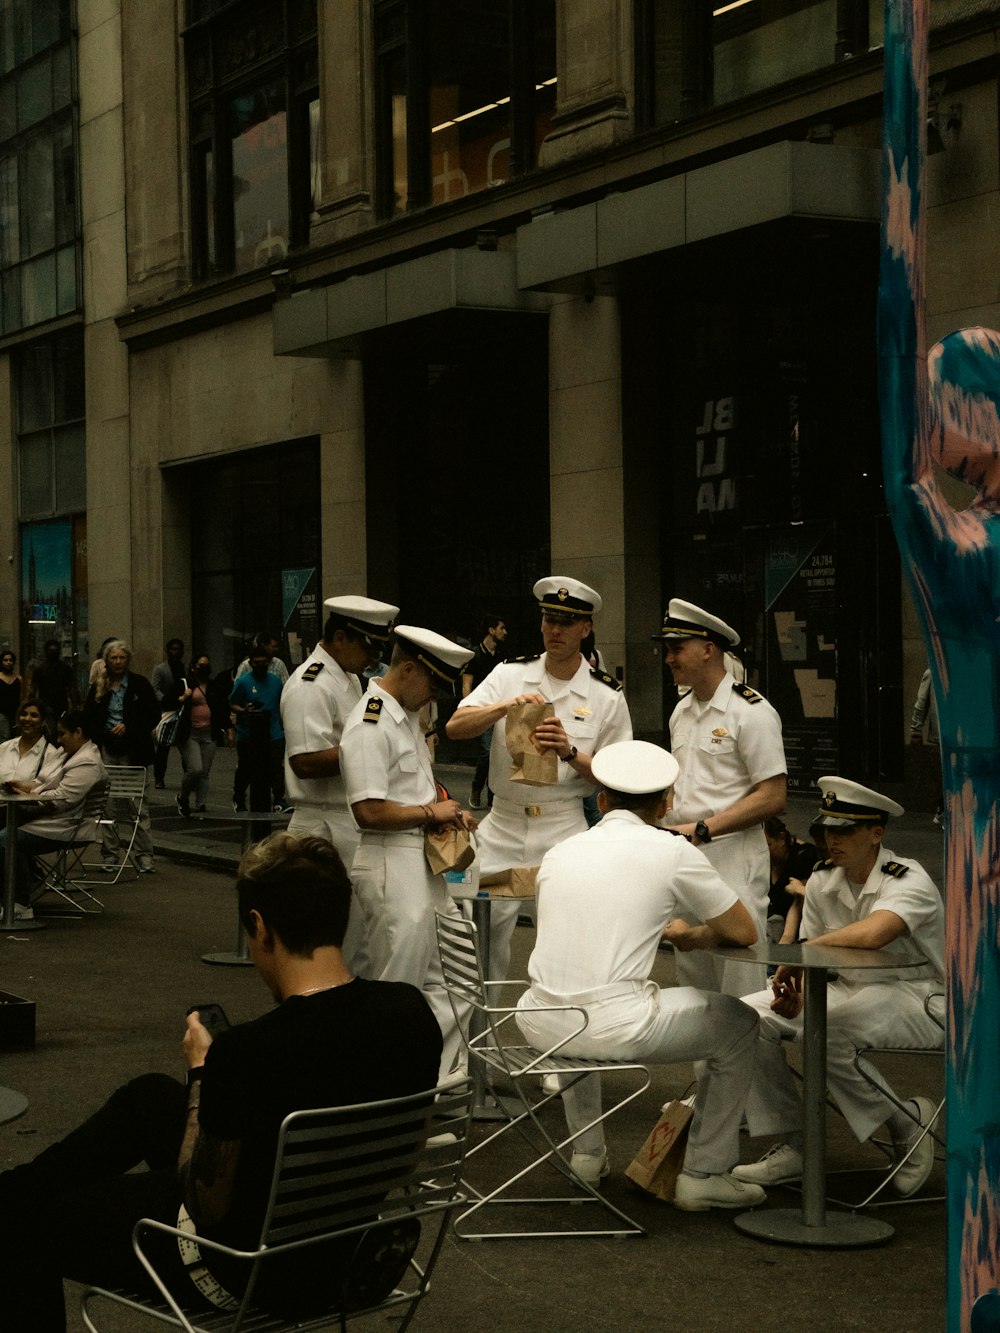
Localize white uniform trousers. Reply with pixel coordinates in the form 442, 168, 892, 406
351, 834, 465, 1083
741, 979, 943, 1143
673, 827, 769, 997
517, 980, 758, 1174
476, 797, 587, 983
288, 804, 369, 978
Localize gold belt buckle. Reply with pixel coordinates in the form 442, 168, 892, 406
524, 805, 542, 818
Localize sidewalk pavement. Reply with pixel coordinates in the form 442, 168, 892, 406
0, 749, 946, 1332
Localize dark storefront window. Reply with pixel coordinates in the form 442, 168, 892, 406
188, 440, 321, 674
14, 327, 88, 683
635, 0, 869, 127
183, 0, 317, 278
621, 221, 901, 790
374, 0, 556, 217
0, 0, 79, 336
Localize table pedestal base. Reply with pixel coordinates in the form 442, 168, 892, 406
0, 918, 46, 932
202, 950, 254, 967
734, 1206, 894, 1248
0, 1086, 29, 1123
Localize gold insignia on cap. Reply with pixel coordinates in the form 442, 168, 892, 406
712, 727, 728, 737
557, 588, 569, 601
823, 790, 836, 808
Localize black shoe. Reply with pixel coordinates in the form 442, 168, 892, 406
176, 795, 191, 819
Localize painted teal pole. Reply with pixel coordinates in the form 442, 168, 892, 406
879, 3, 1000, 1328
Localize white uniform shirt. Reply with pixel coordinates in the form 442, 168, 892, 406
340, 679, 436, 810
459, 655, 633, 806
280, 646, 361, 814
668, 672, 785, 824
800, 848, 944, 984
0, 736, 62, 786
527, 809, 738, 994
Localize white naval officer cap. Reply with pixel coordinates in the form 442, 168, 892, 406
815, 776, 905, 827
393, 625, 474, 689
591, 740, 680, 794
653, 598, 740, 649
323, 595, 400, 644
533, 576, 602, 622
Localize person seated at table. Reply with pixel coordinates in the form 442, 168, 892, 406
734, 777, 944, 1197
0, 710, 107, 920
763, 815, 826, 945
515, 740, 767, 1212
0, 831, 443, 1330
0, 698, 64, 791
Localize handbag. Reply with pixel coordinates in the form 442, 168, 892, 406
154, 710, 180, 748
624, 1097, 694, 1202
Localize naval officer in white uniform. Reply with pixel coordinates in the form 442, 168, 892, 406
446, 576, 632, 981
733, 777, 944, 1197
656, 598, 786, 996
340, 626, 474, 1080
515, 740, 766, 1210
280, 595, 399, 972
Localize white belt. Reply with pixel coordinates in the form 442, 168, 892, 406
528, 979, 650, 1007
492, 797, 581, 820
360, 830, 424, 846
176, 1204, 239, 1312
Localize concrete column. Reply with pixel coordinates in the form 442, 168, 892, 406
541, 0, 633, 166
313, 0, 375, 244
79, 0, 133, 652
548, 292, 625, 670
0, 358, 16, 647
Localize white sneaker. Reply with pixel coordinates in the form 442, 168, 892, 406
731, 1142, 803, 1186
13, 903, 34, 921
890, 1097, 937, 1197
673, 1171, 766, 1211
570, 1149, 610, 1185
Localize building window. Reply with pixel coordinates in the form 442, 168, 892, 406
374, 0, 556, 218
183, 0, 318, 279
0, 0, 79, 336
15, 329, 85, 520
636, 0, 869, 127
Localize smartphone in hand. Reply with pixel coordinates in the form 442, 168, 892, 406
186, 1003, 231, 1036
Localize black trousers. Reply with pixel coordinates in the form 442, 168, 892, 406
233, 738, 285, 810
0, 1073, 208, 1331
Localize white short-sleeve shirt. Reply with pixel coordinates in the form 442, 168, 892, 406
340, 679, 436, 810
457, 654, 633, 806
801, 847, 944, 983
668, 672, 785, 823
526, 809, 738, 993
0, 735, 63, 787
280, 646, 362, 814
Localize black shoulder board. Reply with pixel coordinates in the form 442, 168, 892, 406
363, 697, 383, 724
733, 681, 762, 704
815, 858, 836, 871
881, 860, 909, 878
590, 667, 622, 692
302, 661, 324, 682
505, 653, 541, 664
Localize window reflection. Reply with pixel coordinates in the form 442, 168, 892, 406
230, 80, 289, 272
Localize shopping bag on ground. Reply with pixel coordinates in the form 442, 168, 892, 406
624, 1098, 694, 1202
505, 700, 558, 785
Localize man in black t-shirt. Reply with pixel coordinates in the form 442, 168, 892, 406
0, 833, 442, 1330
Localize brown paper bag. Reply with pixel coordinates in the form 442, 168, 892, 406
505, 700, 558, 786
624, 1099, 694, 1202
424, 825, 475, 876
478, 866, 539, 899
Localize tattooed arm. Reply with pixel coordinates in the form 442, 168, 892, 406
178, 1013, 242, 1227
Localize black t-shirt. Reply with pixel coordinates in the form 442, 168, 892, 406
768, 839, 826, 918
467, 642, 499, 692
196, 977, 442, 1314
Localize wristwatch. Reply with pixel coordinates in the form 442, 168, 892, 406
561, 746, 578, 763
695, 820, 712, 843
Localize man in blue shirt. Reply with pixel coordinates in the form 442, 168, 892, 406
229, 648, 285, 812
